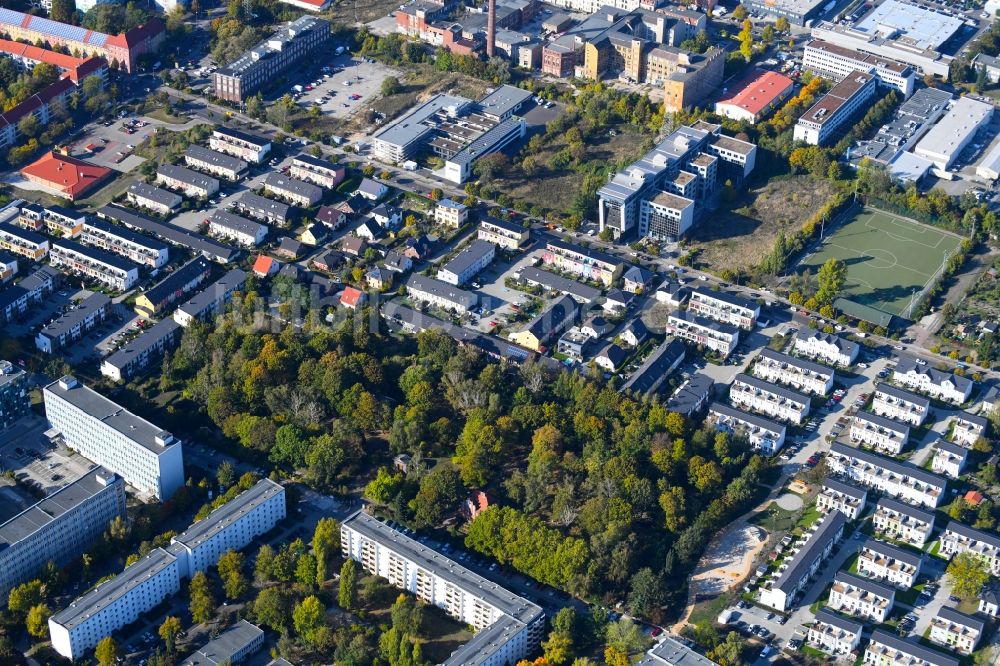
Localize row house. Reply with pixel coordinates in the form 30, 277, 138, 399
827, 442, 946, 508
95, 205, 238, 265
708, 402, 786, 455
931, 439, 967, 479
753, 349, 835, 396
184, 145, 248, 181
817, 477, 868, 520
127, 182, 182, 216
172, 269, 248, 327
208, 211, 267, 247
209, 127, 272, 164
687, 287, 760, 329
289, 154, 344, 189
234, 193, 291, 227
850, 411, 910, 456
758, 510, 847, 612
857, 539, 922, 589
0, 221, 49, 260
434, 199, 469, 228
873, 497, 935, 548
667, 310, 739, 358
405, 274, 478, 314
540, 238, 624, 287
0, 266, 58, 323
262, 173, 323, 208
518, 266, 601, 304
18, 203, 85, 238
35, 293, 111, 354
101, 318, 181, 382
950, 412, 988, 448
478, 216, 530, 250
865, 630, 959, 666
508, 295, 578, 353
872, 384, 930, 426
155, 164, 219, 199
49, 239, 139, 291
133, 257, 212, 318
729, 373, 811, 425
807, 608, 862, 656
438, 240, 495, 286
794, 329, 860, 367
828, 571, 895, 623
893, 357, 973, 405
929, 606, 984, 656
939, 521, 1000, 576
81, 217, 169, 269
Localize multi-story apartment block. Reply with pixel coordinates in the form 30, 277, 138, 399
893, 357, 972, 405
794, 329, 860, 367
208, 211, 268, 247
209, 127, 272, 164
405, 274, 478, 314
759, 510, 847, 612
667, 310, 740, 358
872, 384, 930, 426
96, 205, 239, 265
950, 412, 988, 448
939, 521, 1000, 576
213, 17, 330, 103
49, 239, 139, 291
156, 164, 219, 199
18, 203, 86, 238
0, 265, 59, 324
0, 221, 49, 260
857, 539, 922, 589
134, 256, 212, 318
35, 292, 111, 354
828, 571, 895, 622
81, 217, 169, 269
434, 199, 469, 228
807, 608, 862, 656
478, 216, 530, 250
43, 376, 185, 500
817, 478, 868, 520
865, 630, 959, 666
803, 40, 916, 97
729, 373, 811, 425
753, 349, 834, 396
180, 620, 265, 666
234, 192, 291, 227
929, 607, 984, 656
101, 319, 182, 383
688, 287, 760, 329
127, 182, 182, 216
0, 468, 125, 601
0, 360, 29, 428
828, 442, 946, 508
341, 510, 544, 666
262, 173, 322, 207
851, 411, 910, 456
184, 145, 248, 181
794, 71, 880, 146
708, 402, 786, 454
931, 439, 967, 479
289, 154, 344, 189
173, 269, 247, 327
541, 238, 623, 286
438, 239, 495, 286
873, 497, 935, 548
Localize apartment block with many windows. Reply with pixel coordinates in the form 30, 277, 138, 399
827, 442, 946, 508
438, 240, 495, 286
753, 349, 834, 396
101, 318, 181, 383
688, 287, 760, 329
81, 217, 169, 269
18, 203, 85, 238
541, 238, 624, 286
478, 216, 530, 250
0, 220, 49, 260
184, 145, 248, 181
289, 154, 344, 189
127, 182, 182, 216
803, 40, 915, 96
793, 71, 880, 145
0, 360, 29, 429
794, 329, 859, 367
817, 478, 867, 520
708, 402, 786, 455
873, 497, 935, 548
893, 357, 973, 405
156, 163, 219, 199
49, 239, 139, 291
758, 511, 847, 612
729, 373, 811, 425
667, 310, 740, 358
35, 292, 111, 354
931, 439, 967, 479
405, 274, 478, 314
857, 539, 922, 589
209, 126, 272, 164
850, 411, 910, 456
828, 571, 895, 623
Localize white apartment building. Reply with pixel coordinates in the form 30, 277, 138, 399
0, 468, 125, 601
127, 182, 182, 216
81, 217, 169, 269
753, 349, 834, 396
729, 373, 811, 425
872, 384, 930, 426
758, 511, 847, 612
709, 402, 786, 455
865, 630, 960, 666
667, 311, 740, 358
687, 287, 760, 329
893, 357, 973, 405
793, 71, 880, 145
828, 571, 895, 623
873, 497, 935, 548
0, 221, 49, 260
851, 411, 910, 456
638, 191, 695, 241
478, 216, 530, 250
49, 239, 139, 291
405, 274, 478, 314
341, 511, 545, 666
950, 412, 988, 448
209, 127, 272, 164
807, 608, 862, 656
289, 154, 344, 189
794, 329, 860, 367
173, 269, 248, 327
437, 239, 495, 286
979, 584, 1000, 617
263, 173, 323, 207
181, 620, 265, 666
817, 478, 868, 520
18, 204, 85, 238
827, 442, 946, 508
208, 211, 268, 247
857, 539, 922, 589
929, 607, 984, 656
803, 40, 916, 97
156, 163, 220, 199
931, 439, 967, 479
939, 521, 1000, 576
101, 319, 182, 383
184, 145, 248, 181
35, 292, 111, 354
43, 376, 185, 500
434, 199, 469, 228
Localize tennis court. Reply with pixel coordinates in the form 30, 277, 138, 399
797, 207, 963, 318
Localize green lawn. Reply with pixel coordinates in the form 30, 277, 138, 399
748, 502, 799, 533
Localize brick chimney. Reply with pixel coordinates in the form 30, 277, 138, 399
486, 0, 496, 58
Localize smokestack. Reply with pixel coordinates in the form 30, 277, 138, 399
486, 0, 496, 58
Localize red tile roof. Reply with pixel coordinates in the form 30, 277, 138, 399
20, 151, 111, 199
104, 17, 165, 49
716, 69, 794, 117
252, 255, 277, 277
340, 286, 364, 307
965, 490, 985, 506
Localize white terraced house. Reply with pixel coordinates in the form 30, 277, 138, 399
289, 154, 344, 189
865, 630, 959, 666
687, 287, 760, 329
929, 607, 984, 656
156, 163, 219, 199
478, 216, 530, 250
892, 358, 973, 405
758, 511, 847, 612
753, 349, 834, 396
262, 173, 323, 207
729, 373, 811, 424
209, 126, 272, 164
857, 539, 922, 589
208, 211, 267, 247
0, 221, 49, 260
807, 608, 862, 656
434, 199, 469, 228
17, 203, 85, 238
708, 402, 786, 454
817, 478, 868, 520
184, 145, 248, 181
667, 311, 740, 358
873, 497, 935, 548
850, 411, 909, 456
950, 412, 988, 448
939, 521, 1000, 576
871, 384, 930, 426
437, 240, 495, 286
827, 442, 946, 508
81, 217, 169, 269
828, 571, 895, 623
794, 329, 859, 367
405, 274, 478, 314
931, 439, 967, 479
49, 239, 139, 291
126, 182, 182, 216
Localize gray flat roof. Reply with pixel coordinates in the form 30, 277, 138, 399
670, 310, 740, 337
861, 538, 923, 568
181, 620, 264, 666
38, 292, 111, 341
172, 479, 282, 550
854, 0, 963, 51
771, 511, 847, 594
732, 373, 810, 405
373, 93, 471, 148
831, 442, 945, 489
636, 635, 721, 666
0, 361, 25, 391
478, 84, 532, 118
518, 266, 601, 302
914, 97, 993, 162
868, 630, 960, 666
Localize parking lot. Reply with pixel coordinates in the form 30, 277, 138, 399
0, 414, 94, 496
291, 55, 401, 121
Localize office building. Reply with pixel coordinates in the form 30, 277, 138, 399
939, 521, 1000, 576
234, 192, 291, 227
931, 439, 967, 479
0, 468, 125, 602
173, 269, 247, 327
638, 191, 695, 241
517, 266, 601, 304
865, 630, 960, 666
619, 338, 685, 395
289, 154, 344, 189
213, 17, 330, 103
134, 256, 212, 318
184, 145, 248, 181
850, 411, 909, 456
729, 373, 810, 425
794, 329, 859, 367
156, 164, 219, 199
851, 87, 954, 168
873, 497, 934, 548
437, 239, 495, 286
478, 216, 529, 249
708, 402, 786, 454
828, 571, 895, 622
541, 238, 623, 286
929, 607, 984, 656
893, 357, 973, 405
341, 510, 544, 666
715, 69, 795, 123
688, 287, 759, 329
20, 151, 112, 201
950, 412, 988, 448
405, 273, 478, 314
753, 349, 834, 396
262, 173, 322, 208
807, 608, 862, 656
508, 295, 578, 352
0, 220, 49, 260
209, 127, 272, 164
817, 478, 867, 520
208, 211, 268, 247
35, 292, 111, 354
96, 206, 238, 265
913, 96, 993, 170
49, 239, 139, 291
667, 310, 739, 358
827, 442, 946, 508
793, 71, 879, 146
758, 511, 847, 612
858, 539, 922, 589
43, 376, 184, 500
872, 385, 930, 426
101, 318, 182, 382
127, 182, 182, 216
434, 199, 469, 228
181, 620, 265, 666
81, 217, 169, 269
803, 40, 915, 96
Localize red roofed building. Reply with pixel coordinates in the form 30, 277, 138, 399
463, 490, 491, 520
340, 286, 366, 310
965, 490, 985, 507
0, 39, 108, 84
278, 0, 332, 10
714, 69, 795, 124
20, 151, 112, 201
252, 255, 279, 277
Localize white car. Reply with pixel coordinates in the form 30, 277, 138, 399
699, 275, 708, 281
